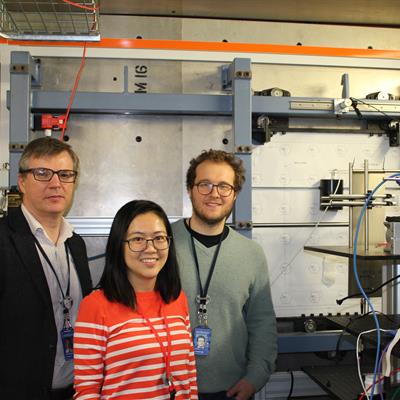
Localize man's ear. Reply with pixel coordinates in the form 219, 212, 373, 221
17, 174, 26, 195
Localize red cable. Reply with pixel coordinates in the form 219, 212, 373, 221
59, 0, 99, 141
59, 42, 87, 141
358, 367, 400, 400
62, 0, 98, 11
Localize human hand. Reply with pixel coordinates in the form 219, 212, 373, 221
226, 378, 256, 400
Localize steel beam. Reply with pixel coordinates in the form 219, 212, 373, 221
7, 90, 400, 119
9, 51, 40, 186
25, 91, 232, 115
230, 58, 253, 238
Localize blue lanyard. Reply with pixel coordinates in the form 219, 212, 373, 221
188, 219, 224, 303
33, 236, 72, 313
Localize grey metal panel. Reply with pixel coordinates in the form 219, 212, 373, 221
9, 54, 186, 218
34, 114, 184, 218
39, 58, 183, 94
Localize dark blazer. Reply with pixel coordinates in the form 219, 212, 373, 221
0, 207, 92, 400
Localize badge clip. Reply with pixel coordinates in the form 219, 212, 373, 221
195, 294, 210, 305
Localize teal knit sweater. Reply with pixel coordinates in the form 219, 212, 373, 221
172, 219, 277, 393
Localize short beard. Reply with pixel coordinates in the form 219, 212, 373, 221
192, 205, 233, 227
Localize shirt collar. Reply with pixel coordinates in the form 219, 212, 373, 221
21, 204, 74, 244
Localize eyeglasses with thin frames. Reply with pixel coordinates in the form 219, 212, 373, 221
123, 235, 171, 252
19, 168, 78, 183
194, 181, 235, 197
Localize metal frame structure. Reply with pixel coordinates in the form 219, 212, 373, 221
11, 50, 400, 393
7, 50, 400, 237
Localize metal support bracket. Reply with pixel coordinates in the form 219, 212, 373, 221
221, 65, 231, 90
234, 70, 252, 79
235, 145, 252, 153
10, 63, 28, 73
235, 220, 253, 230
9, 143, 26, 152
10, 57, 41, 87
221, 64, 251, 90
387, 120, 400, 147
334, 98, 352, 114
252, 116, 290, 144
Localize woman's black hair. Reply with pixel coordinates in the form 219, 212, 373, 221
99, 199, 181, 309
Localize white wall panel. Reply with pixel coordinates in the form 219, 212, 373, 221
253, 189, 348, 224
182, 18, 400, 49
253, 132, 392, 187
253, 227, 382, 317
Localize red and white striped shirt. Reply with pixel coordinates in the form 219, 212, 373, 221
74, 289, 198, 400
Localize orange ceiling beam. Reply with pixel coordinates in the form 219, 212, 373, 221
0, 37, 399, 59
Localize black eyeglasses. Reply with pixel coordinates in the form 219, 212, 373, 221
123, 235, 171, 252
194, 181, 235, 197
19, 168, 78, 183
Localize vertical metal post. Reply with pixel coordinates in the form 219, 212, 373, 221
9, 51, 37, 186
349, 162, 353, 248
364, 159, 369, 251
341, 73, 350, 99
123, 65, 129, 93
231, 58, 252, 239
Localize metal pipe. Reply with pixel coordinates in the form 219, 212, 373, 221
364, 160, 369, 251
321, 194, 388, 200
353, 169, 400, 173
349, 162, 353, 248
321, 201, 390, 207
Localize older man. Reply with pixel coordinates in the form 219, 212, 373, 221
172, 149, 277, 400
0, 137, 92, 400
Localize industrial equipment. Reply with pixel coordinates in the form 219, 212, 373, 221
254, 87, 291, 97
0, 0, 100, 41
33, 114, 66, 135
366, 91, 395, 101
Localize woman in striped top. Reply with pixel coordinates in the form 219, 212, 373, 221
74, 200, 198, 400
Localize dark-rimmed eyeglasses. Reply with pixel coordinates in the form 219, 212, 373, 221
123, 235, 171, 252
194, 181, 235, 197
19, 168, 78, 183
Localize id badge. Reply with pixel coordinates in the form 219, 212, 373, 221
60, 327, 74, 360
193, 326, 212, 356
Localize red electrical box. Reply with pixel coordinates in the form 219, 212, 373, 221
41, 114, 66, 131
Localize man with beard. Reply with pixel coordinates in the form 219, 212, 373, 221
172, 149, 277, 400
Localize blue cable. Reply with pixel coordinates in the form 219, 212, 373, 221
353, 172, 400, 398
